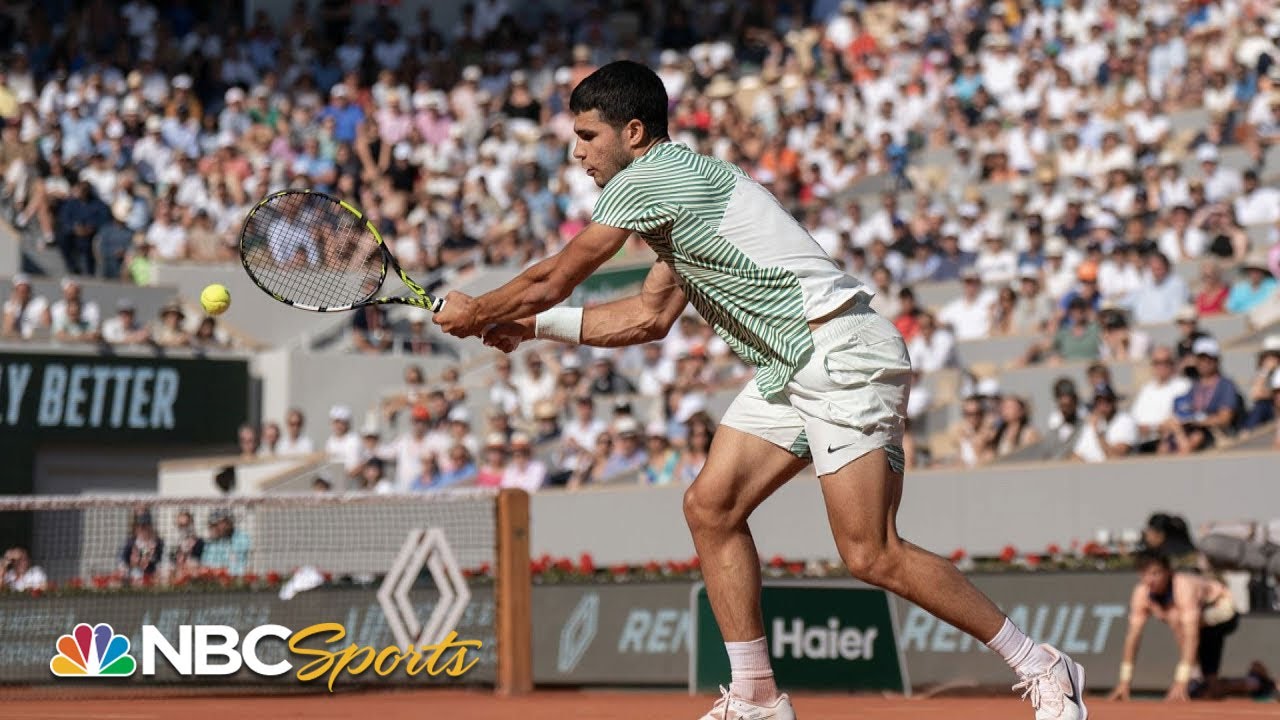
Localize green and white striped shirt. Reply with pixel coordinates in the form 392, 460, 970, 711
592, 142, 870, 398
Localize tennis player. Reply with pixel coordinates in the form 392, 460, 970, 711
1108, 550, 1244, 702
434, 61, 1087, 720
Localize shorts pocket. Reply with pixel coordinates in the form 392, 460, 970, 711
819, 316, 910, 434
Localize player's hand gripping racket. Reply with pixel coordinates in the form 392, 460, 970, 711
239, 189, 445, 313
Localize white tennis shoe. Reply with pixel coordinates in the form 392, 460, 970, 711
698, 687, 796, 720
1012, 645, 1088, 720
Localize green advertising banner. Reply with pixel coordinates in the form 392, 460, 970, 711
0, 351, 248, 442
691, 581, 910, 695
568, 263, 651, 307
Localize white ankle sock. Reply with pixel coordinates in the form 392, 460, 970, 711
986, 618, 1055, 676
725, 637, 779, 705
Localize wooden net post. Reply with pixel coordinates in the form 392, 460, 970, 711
495, 488, 532, 695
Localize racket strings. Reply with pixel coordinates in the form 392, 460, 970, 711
241, 192, 385, 308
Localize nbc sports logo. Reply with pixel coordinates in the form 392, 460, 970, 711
50, 623, 137, 677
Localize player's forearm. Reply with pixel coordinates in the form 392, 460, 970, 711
579, 296, 668, 347
1177, 619, 1199, 666
473, 256, 574, 326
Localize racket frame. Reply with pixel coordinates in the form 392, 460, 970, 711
239, 189, 446, 313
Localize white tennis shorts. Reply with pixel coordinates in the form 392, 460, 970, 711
719, 298, 911, 476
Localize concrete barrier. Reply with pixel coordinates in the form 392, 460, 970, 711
529, 449, 1280, 565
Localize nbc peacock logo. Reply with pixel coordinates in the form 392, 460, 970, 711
50, 623, 137, 677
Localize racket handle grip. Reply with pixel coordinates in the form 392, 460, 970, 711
431, 296, 446, 313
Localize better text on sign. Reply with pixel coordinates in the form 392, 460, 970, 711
0, 352, 247, 440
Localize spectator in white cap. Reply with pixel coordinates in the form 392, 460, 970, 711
1243, 335, 1280, 428
600, 417, 648, 480
325, 405, 362, 476
642, 421, 680, 486
320, 83, 363, 144
100, 297, 150, 345
1012, 266, 1054, 334
500, 432, 547, 493
939, 268, 996, 341
1, 273, 50, 339
1197, 144, 1243, 203
219, 86, 251, 137
975, 232, 1018, 286
516, 351, 556, 420
49, 276, 100, 329
1072, 383, 1138, 464
1131, 346, 1194, 448
1162, 336, 1242, 454
51, 293, 100, 344
1226, 252, 1278, 314
276, 408, 315, 456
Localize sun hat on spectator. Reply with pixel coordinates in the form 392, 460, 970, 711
115, 298, 136, 313
410, 404, 430, 422
510, 432, 532, 448
171, 74, 192, 90
1192, 337, 1221, 358
484, 433, 507, 449
613, 417, 640, 437
329, 405, 352, 423
1260, 334, 1280, 356
360, 417, 381, 437
462, 65, 482, 82
646, 421, 667, 438
208, 509, 231, 525
533, 401, 558, 422
1018, 264, 1040, 281
1240, 251, 1273, 276
448, 406, 471, 424
225, 87, 245, 104
1175, 305, 1199, 323
12, 273, 31, 287
1270, 368, 1280, 390
1196, 144, 1220, 163
975, 377, 1002, 399
1044, 238, 1067, 257
705, 74, 736, 99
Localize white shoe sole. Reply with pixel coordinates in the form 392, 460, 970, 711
1068, 660, 1088, 720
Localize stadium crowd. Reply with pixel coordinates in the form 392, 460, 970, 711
3, 0, 1280, 488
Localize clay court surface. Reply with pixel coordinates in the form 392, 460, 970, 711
3, 689, 1278, 719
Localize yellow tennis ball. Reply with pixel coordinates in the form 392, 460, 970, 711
200, 284, 231, 315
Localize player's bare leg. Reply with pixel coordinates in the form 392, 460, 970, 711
684, 426, 808, 719
818, 448, 1088, 720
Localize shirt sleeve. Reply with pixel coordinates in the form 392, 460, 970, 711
590, 173, 674, 234
1107, 415, 1138, 447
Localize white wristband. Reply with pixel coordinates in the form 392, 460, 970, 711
534, 307, 583, 344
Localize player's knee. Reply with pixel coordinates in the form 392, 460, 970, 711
839, 538, 901, 586
682, 481, 744, 533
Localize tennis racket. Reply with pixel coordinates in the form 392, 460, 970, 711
238, 189, 445, 313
